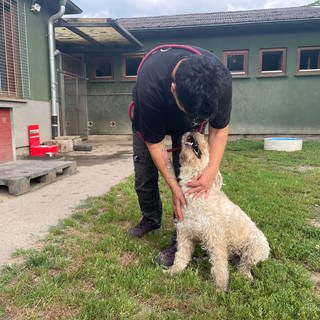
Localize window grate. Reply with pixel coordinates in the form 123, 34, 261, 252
0, 0, 30, 98
17, 2, 30, 98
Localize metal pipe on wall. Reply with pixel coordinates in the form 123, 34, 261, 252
48, 0, 67, 139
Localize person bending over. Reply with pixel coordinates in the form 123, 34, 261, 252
128, 45, 232, 268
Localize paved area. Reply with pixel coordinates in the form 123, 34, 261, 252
0, 135, 133, 268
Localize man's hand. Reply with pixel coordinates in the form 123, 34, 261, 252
172, 186, 187, 221
186, 125, 229, 199
186, 165, 216, 199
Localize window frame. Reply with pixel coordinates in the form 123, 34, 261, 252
222, 50, 249, 78
296, 46, 320, 76
91, 57, 114, 81
122, 54, 144, 81
258, 48, 287, 77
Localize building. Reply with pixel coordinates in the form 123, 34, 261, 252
57, 5, 320, 137
0, 0, 81, 161
1, 3, 320, 161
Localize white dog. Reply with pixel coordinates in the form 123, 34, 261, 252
167, 132, 270, 291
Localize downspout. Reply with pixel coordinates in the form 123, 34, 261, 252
48, 0, 66, 139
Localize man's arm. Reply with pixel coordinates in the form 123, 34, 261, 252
186, 125, 229, 197
146, 140, 186, 220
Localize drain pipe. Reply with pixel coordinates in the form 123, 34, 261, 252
48, 0, 66, 139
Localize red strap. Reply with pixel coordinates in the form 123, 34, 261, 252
197, 121, 207, 133
128, 101, 135, 120
137, 44, 202, 75
166, 146, 181, 153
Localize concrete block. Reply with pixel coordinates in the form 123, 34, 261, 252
57, 140, 73, 153
264, 137, 303, 152
55, 136, 82, 145
43, 140, 73, 153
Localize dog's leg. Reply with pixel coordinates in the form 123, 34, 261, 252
167, 233, 195, 275
238, 232, 270, 280
207, 244, 229, 292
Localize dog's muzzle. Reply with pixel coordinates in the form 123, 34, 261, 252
185, 134, 202, 159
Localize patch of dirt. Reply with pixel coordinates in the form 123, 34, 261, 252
63, 150, 132, 167
310, 272, 320, 294
309, 219, 320, 228
119, 252, 138, 268
295, 165, 318, 172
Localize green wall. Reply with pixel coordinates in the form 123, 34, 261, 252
86, 27, 320, 135
20, 0, 51, 101
87, 52, 134, 134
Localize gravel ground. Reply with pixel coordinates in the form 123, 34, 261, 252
0, 135, 133, 268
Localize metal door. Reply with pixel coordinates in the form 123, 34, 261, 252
0, 108, 13, 161
58, 53, 88, 138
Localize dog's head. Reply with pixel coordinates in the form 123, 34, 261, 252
180, 132, 209, 171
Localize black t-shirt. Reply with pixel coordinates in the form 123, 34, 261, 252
132, 46, 232, 143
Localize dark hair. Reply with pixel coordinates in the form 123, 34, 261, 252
175, 55, 222, 121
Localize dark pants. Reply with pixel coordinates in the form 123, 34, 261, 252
133, 131, 181, 228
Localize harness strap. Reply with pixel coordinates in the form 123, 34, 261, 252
137, 44, 202, 75
166, 146, 181, 153
128, 101, 135, 120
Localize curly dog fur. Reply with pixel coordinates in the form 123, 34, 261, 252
167, 132, 270, 291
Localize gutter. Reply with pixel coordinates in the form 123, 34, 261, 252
48, 0, 67, 139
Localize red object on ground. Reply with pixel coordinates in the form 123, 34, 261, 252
27, 124, 58, 157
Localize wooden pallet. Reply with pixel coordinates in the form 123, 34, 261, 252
0, 160, 77, 195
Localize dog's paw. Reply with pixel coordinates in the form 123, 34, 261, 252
164, 266, 181, 275
215, 284, 228, 292
239, 269, 253, 281
163, 268, 174, 275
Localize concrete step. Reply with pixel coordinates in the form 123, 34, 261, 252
0, 160, 77, 195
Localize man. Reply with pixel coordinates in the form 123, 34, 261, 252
128, 44, 232, 268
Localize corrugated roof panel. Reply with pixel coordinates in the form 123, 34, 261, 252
55, 27, 89, 44
76, 27, 130, 44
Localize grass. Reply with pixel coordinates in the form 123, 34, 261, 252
0, 140, 319, 319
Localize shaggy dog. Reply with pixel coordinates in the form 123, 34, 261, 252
167, 132, 270, 291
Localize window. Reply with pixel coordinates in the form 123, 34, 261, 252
122, 55, 143, 80
258, 48, 287, 77
92, 58, 113, 80
223, 50, 249, 78
0, 0, 30, 98
297, 47, 320, 75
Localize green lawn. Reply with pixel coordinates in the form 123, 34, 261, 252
0, 140, 319, 319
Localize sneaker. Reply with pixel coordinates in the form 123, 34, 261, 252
127, 217, 160, 238
155, 242, 177, 269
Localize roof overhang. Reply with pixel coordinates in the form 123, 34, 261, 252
55, 18, 143, 53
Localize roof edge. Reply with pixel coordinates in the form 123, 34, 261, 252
119, 5, 318, 21
66, 1, 82, 15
